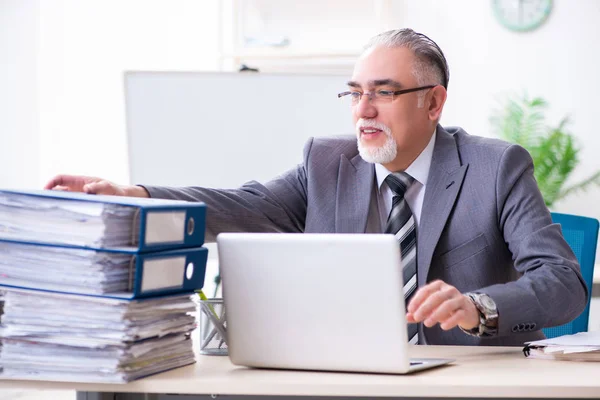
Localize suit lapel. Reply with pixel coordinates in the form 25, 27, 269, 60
335, 153, 374, 233
417, 126, 469, 286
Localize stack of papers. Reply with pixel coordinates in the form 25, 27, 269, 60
0, 290, 4, 371
0, 191, 138, 248
0, 241, 133, 294
523, 331, 600, 361
0, 288, 197, 383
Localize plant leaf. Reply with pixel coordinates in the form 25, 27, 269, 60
489, 93, 600, 207
556, 170, 600, 201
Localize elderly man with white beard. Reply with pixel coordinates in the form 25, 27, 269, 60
45, 28, 587, 346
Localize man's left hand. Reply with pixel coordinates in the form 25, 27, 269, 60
406, 280, 479, 330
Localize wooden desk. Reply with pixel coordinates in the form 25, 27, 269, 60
1, 345, 599, 399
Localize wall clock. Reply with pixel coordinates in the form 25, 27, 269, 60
492, 0, 553, 32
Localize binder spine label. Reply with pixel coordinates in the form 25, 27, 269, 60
145, 211, 186, 244
141, 256, 186, 292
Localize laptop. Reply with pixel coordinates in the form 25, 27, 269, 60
217, 233, 454, 374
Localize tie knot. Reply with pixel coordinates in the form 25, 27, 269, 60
385, 172, 415, 197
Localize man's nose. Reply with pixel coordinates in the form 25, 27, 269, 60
354, 93, 377, 119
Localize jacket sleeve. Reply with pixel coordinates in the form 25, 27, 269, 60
478, 144, 588, 336
141, 138, 314, 242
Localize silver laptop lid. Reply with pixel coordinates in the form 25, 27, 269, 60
217, 233, 412, 373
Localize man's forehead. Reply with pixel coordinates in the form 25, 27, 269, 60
351, 46, 416, 84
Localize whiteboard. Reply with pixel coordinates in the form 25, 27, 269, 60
125, 72, 354, 188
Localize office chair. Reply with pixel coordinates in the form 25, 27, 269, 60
542, 212, 599, 339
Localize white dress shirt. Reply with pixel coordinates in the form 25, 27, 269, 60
374, 132, 436, 231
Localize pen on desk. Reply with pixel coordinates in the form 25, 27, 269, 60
197, 289, 227, 348
197, 289, 218, 317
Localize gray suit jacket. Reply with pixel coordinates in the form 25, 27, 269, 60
145, 125, 588, 346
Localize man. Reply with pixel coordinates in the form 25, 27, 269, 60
45, 28, 587, 346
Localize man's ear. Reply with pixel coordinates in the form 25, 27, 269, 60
427, 86, 447, 121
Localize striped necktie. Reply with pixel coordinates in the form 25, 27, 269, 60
384, 172, 419, 345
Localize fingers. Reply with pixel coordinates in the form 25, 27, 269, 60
413, 284, 460, 322
406, 280, 477, 330
44, 174, 76, 190
83, 181, 117, 195
408, 306, 465, 330
44, 175, 126, 197
424, 296, 463, 328
406, 280, 446, 315
440, 309, 467, 331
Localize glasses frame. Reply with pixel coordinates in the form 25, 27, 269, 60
337, 85, 437, 105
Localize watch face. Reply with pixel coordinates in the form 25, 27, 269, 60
492, 0, 553, 32
480, 294, 496, 311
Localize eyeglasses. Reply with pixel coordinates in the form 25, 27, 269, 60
337, 85, 436, 106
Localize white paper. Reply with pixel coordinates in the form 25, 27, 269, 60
0, 191, 137, 248
0, 288, 197, 383
526, 331, 600, 347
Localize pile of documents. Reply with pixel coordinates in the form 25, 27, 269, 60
523, 331, 600, 361
0, 290, 3, 371
0, 241, 133, 294
0, 189, 206, 250
0, 241, 207, 296
0, 189, 210, 382
0, 190, 139, 248
0, 289, 196, 382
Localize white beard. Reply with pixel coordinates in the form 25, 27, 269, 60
355, 119, 397, 164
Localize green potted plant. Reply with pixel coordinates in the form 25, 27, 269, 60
490, 94, 600, 208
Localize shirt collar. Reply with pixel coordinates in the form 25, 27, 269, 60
375, 131, 437, 191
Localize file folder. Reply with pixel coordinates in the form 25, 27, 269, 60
523, 332, 600, 361
0, 238, 208, 299
0, 189, 207, 252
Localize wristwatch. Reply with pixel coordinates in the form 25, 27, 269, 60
461, 292, 499, 337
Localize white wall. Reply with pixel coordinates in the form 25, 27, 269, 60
3, 0, 600, 236
6, 0, 599, 218
389, 0, 600, 220
37, 0, 221, 186
0, 0, 40, 189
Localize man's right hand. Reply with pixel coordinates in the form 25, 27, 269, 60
44, 175, 149, 198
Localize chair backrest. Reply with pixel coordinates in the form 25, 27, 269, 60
542, 212, 599, 339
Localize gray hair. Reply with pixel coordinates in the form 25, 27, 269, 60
363, 28, 449, 91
